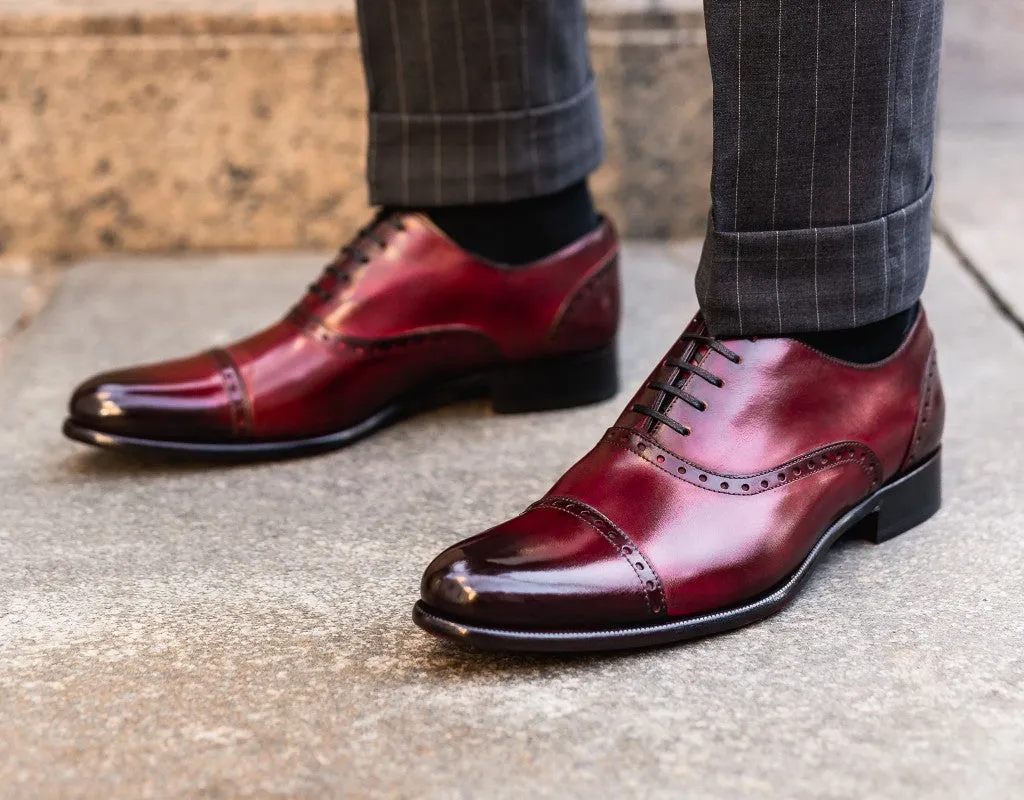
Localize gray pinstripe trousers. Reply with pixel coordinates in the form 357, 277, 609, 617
357, 0, 944, 337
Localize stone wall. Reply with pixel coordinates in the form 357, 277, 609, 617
0, 1, 712, 262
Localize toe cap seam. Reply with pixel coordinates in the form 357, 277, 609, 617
209, 348, 253, 436
532, 496, 668, 618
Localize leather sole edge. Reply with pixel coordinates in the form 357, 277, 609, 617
60, 343, 619, 461
61, 410, 395, 460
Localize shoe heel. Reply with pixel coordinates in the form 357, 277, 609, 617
490, 343, 620, 414
851, 449, 942, 544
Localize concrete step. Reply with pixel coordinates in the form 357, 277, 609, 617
0, 0, 711, 263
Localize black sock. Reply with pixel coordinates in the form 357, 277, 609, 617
795, 305, 919, 364
411, 181, 599, 266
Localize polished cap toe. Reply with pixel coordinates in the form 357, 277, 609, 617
67, 352, 239, 443
420, 504, 659, 630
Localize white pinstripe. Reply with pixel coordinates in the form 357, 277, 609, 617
911, 1, 940, 305
418, 0, 442, 204
482, 0, 508, 201
849, 0, 858, 325
880, 0, 896, 316
734, 0, 744, 335
927, 2, 943, 176
809, 0, 821, 329
522, 4, 541, 196
385, 0, 409, 205
450, 0, 474, 203
545, 8, 559, 195
899, 1, 927, 310
924, 2, 942, 178
772, 0, 783, 333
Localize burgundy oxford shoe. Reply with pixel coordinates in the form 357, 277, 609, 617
415, 308, 944, 652
64, 213, 621, 458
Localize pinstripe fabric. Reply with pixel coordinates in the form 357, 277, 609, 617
357, 0, 603, 207
696, 0, 945, 336
356, 0, 944, 336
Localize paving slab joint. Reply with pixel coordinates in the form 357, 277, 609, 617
0, 262, 64, 358
932, 218, 1024, 340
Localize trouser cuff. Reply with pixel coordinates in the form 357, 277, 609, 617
696, 181, 935, 338
367, 81, 604, 207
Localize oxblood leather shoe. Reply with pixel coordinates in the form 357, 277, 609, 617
64, 213, 621, 458
414, 308, 944, 652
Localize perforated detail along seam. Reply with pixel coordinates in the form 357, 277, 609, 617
606, 427, 882, 495
210, 349, 253, 436
529, 496, 669, 618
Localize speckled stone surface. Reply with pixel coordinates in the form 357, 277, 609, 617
0, 0, 711, 260
0, 1, 702, 35
0, 0, 357, 36
0, 271, 30, 335
0, 240, 1022, 798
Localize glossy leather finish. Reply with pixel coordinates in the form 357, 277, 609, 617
419, 309, 945, 640
65, 214, 621, 453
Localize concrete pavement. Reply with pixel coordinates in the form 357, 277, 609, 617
2, 0, 1022, 794
1, 238, 1022, 798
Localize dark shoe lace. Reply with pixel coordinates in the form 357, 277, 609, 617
307, 212, 407, 302
632, 333, 741, 437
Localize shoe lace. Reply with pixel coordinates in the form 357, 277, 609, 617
631, 333, 741, 437
306, 212, 407, 302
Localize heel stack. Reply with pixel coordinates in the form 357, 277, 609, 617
490, 343, 619, 414
852, 449, 942, 544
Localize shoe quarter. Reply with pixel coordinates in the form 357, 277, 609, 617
619, 321, 933, 481
309, 217, 618, 359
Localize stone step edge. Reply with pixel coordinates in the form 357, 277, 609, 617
0, 2, 704, 38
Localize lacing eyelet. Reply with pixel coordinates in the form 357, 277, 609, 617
632, 333, 738, 438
